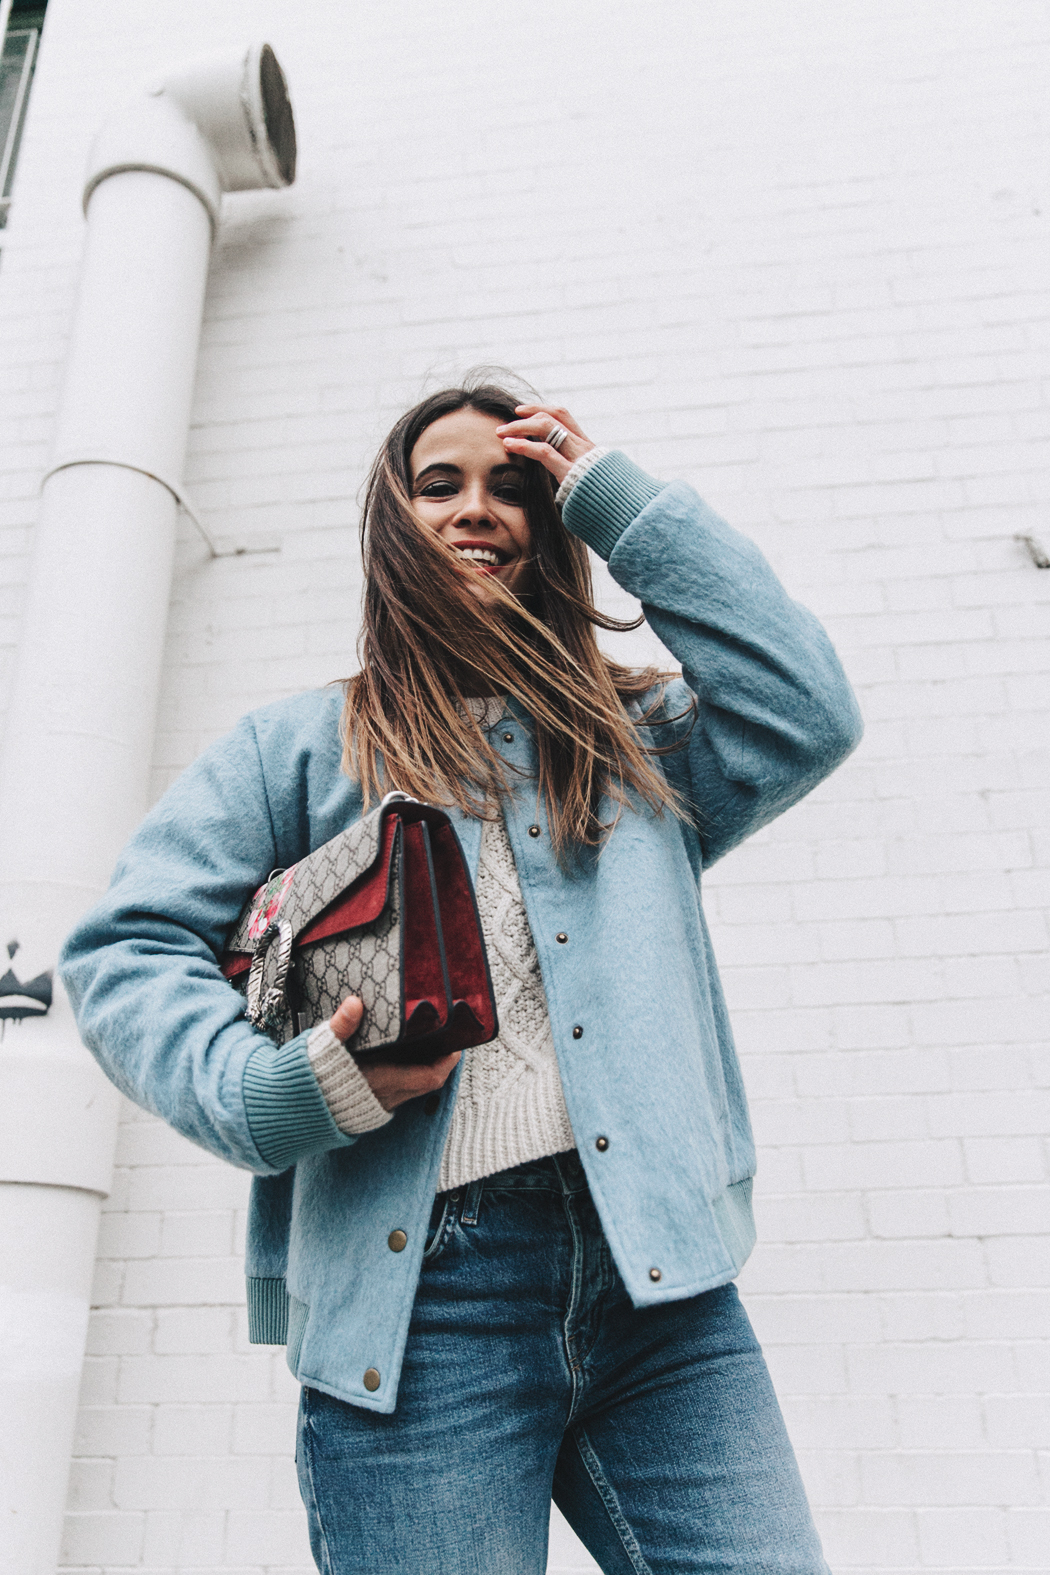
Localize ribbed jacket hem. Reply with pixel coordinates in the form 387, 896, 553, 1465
561, 450, 663, 561
438, 1067, 576, 1194
243, 1034, 350, 1171
246, 1276, 289, 1344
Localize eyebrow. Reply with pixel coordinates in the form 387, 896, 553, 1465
413, 460, 524, 484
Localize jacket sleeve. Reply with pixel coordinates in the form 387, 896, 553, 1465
562, 451, 864, 865
59, 711, 357, 1174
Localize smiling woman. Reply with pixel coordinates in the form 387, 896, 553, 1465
61, 370, 863, 1575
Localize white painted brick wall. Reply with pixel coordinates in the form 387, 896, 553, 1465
0, 0, 1047, 1570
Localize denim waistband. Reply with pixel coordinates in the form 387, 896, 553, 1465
439, 1148, 586, 1201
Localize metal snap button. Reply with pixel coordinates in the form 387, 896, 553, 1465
649, 1268, 662, 1282
528, 824, 541, 837
503, 732, 514, 743
363, 1367, 381, 1391
556, 932, 568, 944
595, 1136, 609, 1152
388, 1230, 408, 1253
572, 1025, 583, 1039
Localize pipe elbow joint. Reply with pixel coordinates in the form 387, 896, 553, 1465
83, 41, 296, 226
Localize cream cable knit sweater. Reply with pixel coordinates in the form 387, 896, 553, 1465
435, 805, 575, 1191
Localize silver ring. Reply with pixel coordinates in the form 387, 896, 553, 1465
546, 422, 569, 452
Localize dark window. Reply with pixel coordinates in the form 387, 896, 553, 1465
1, 2, 47, 228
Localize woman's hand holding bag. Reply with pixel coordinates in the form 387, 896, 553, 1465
328, 994, 460, 1112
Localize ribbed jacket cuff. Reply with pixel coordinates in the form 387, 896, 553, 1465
308, 1023, 393, 1135
561, 450, 664, 561
243, 1034, 352, 1171
554, 445, 610, 510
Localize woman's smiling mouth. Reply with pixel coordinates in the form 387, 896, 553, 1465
452, 541, 511, 571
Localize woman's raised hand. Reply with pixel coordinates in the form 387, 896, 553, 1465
496, 404, 595, 486
328, 995, 461, 1112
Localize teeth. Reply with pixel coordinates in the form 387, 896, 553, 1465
455, 546, 502, 566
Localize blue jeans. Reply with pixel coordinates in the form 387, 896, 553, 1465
296, 1151, 827, 1574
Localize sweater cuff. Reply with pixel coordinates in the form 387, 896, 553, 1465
307, 1023, 394, 1135
554, 446, 610, 510
242, 1033, 356, 1171
561, 450, 664, 561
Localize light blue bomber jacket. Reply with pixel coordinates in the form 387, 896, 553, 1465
61, 452, 863, 1414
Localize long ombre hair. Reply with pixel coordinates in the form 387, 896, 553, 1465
342, 378, 690, 856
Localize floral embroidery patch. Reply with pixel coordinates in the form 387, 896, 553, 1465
247, 867, 296, 942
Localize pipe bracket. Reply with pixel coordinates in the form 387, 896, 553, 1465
41, 459, 280, 559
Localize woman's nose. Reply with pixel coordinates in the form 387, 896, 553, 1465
453, 487, 494, 528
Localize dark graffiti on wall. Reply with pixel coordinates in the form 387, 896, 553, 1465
0, 939, 52, 1036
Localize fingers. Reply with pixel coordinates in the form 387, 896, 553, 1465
499, 431, 572, 484
497, 409, 595, 481
329, 995, 365, 1042
329, 997, 461, 1112
359, 1051, 462, 1112
513, 403, 587, 438
496, 404, 595, 485
499, 411, 581, 446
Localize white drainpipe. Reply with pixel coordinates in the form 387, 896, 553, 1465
0, 45, 296, 1573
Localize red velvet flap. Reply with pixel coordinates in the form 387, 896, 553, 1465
400, 820, 451, 1033
428, 821, 497, 1043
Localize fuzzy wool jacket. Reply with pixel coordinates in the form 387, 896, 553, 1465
61, 452, 863, 1414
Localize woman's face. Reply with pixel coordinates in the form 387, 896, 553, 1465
409, 408, 534, 600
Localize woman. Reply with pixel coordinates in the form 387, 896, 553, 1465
62, 379, 862, 1574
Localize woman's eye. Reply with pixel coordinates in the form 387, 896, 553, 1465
418, 481, 456, 499
495, 486, 524, 505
